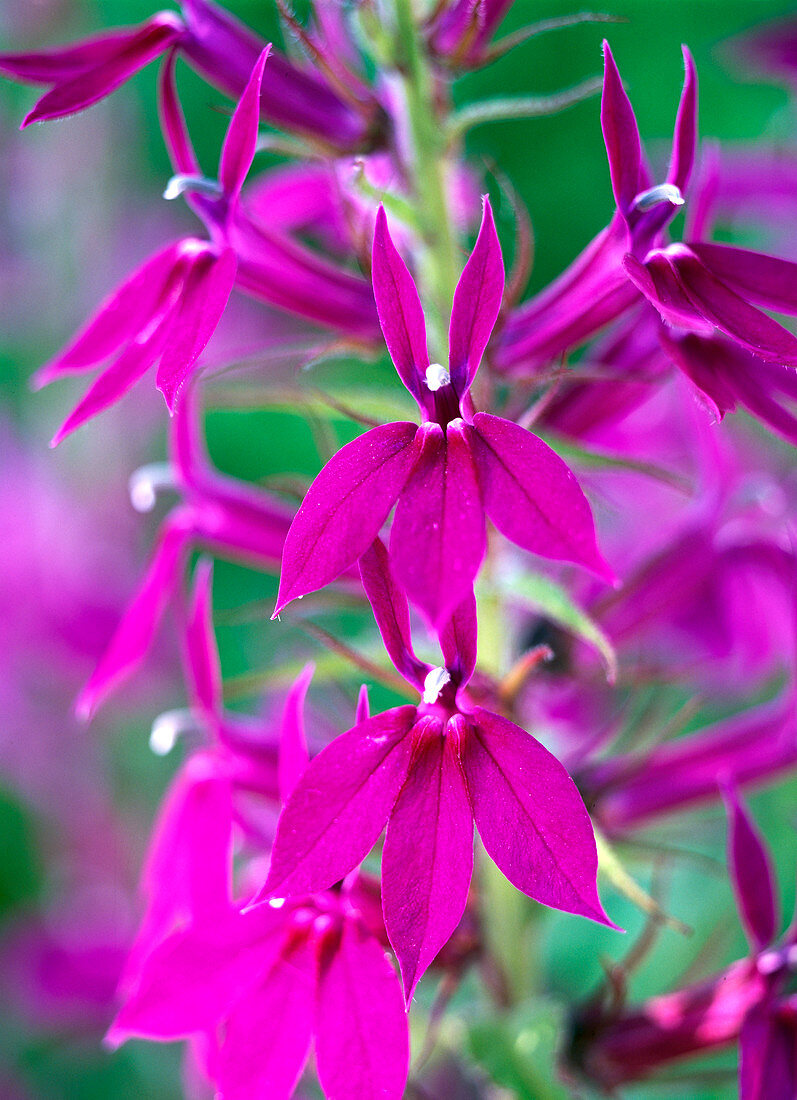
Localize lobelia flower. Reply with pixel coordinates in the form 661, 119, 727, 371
264, 537, 617, 1001
77, 385, 293, 720
427, 0, 514, 67
274, 198, 613, 629
568, 790, 797, 1098
0, 0, 383, 152
497, 41, 797, 374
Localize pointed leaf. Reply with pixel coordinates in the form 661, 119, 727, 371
217, 936, 315, 1100
723, 786, 778, 952
667, 46, 697, 194
315, 917, 410, 1100
274, 422, 420, 615
391, 422, 486, 627
262, 707, 417, 897
279, 662, 314, 803
359, 537, 430, 691
449, 197, 505, 395
382, 730, 473, 999
468, 413, 614, 583
372, 206, 429, 405
601, 41, 642, 214
462, 708, 615, 926
219, 46, 270, 202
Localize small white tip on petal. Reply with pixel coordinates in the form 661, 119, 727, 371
129, 463, 175, 513
422, 666, 451, 704
149, 708, 195, 755
425, 363, 451, 392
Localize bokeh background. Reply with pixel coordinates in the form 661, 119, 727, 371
1, 2, 797, 1097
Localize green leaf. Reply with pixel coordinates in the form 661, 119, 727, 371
468, 1000, 570, 1100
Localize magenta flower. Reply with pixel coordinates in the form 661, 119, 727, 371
32, 49, 272, 442
498, 42, 797, 372
428, 0, 513, 67
265, 538, 616, 1000
275, 199, 612, 628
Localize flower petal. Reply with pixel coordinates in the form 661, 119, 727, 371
184, 559, 222, 716
382, 729, 473, 1000
667, 46, 698, 195
274, 422, 420, 616
690, 242, 797, 317
439, 590, 478, 690
218, 47, 270, 203
390, 422, 486, 627
262, 707, 417, 898
468, 412, 613, 583
278, 663, 314, 803
359, 538, 430, 691
372, 206, 429, 406
315, 917, 409, 1100
462, 708, 615, 926
601, 41, 643, 215
722, 786, 778, 952
448, 197, 505, 396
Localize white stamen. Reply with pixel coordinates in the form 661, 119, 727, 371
129, 463, 175, 513
268, 897, 286, 910
422, 666, 451, 704
425, 363, 451, 392
163, 174, 223, 202
632, 183, 684, 211
149, 708, 195, 756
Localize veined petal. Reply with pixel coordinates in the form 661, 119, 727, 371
667, 46, 698, 195
359, 538, 430, 691
690, 242, 797, 317
217, 936, 315, 1100
448, 197, 505, 396
156, 246, 238, 412
468, 413, 613, 583
723, 787, 778, 952
315, 917, 410, 1100
184, 559, 222, 717
624, 252, 714, 334
601, 41, 643, 215
274, 422, 420, 616
382, 730, 473, 1000
76, 509, 194, 721
463, 708, 616, 926
391, 422, 486, 627
278, 663, 314, 804
262, 707, 417, 897
218, 47, 270, 204
372, 206, 429, 406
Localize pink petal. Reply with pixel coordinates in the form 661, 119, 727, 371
359, 537, 430, 691
740, 1008, 796, 1100
108, 903, 286, 1044
623, 252, 715, 334
76, 509, 194, 721
448, 197, 505, 396
262, 708, 417, 897
372, 206, 429, 407
667, 46, 698, 195
355, 684, 371, 725
462, 708, 616, 926
184, 559, 222, 716
382, 729, 473, 1000
218, 47, 270, 203
157, 49, 199, 175
217, 936, 315, 1100
601, 41, 643, 214
690, 242, 797, 316
156, 246, 238, 412
274, 422, 420, 616
439, 590, 478, 689
468, 412, 613, 583
722, 786, 778, 952
279, 663, 314, 803
390, 422, 486, 627
315, 917, 409, 1100
21, 15, 182, 127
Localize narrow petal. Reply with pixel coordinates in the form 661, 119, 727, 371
382, 731, 473, 1000
108, 904, 286, 1043
372, 206, 429, 406
355, 684, 371, 725
262, 708, 417, 898
690, 242, 797, 317
21, 15, 182, 127
217, 937, 315, 1100
722, 786, 778, 952
601, 41, 642, 214
390, 422, 486, 627
156, 246, 238, 412
439, 590, 478, 689
462, 708, 615, 926
740, 1008, 796, 1100
279, 663, 314, 803
448, 197, 505, 396
359, 538, 430, 691
157, 49, 199, 176
76, 510, 194, 721
218, 47, 270, 203
623, 252, 715, 334
184, 559, 222, 716
0, 28, 157, 83
315, 918, 410, 1100
274, 422, 420, 616
468, 413, 613, 583
667, 46, 698, 194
